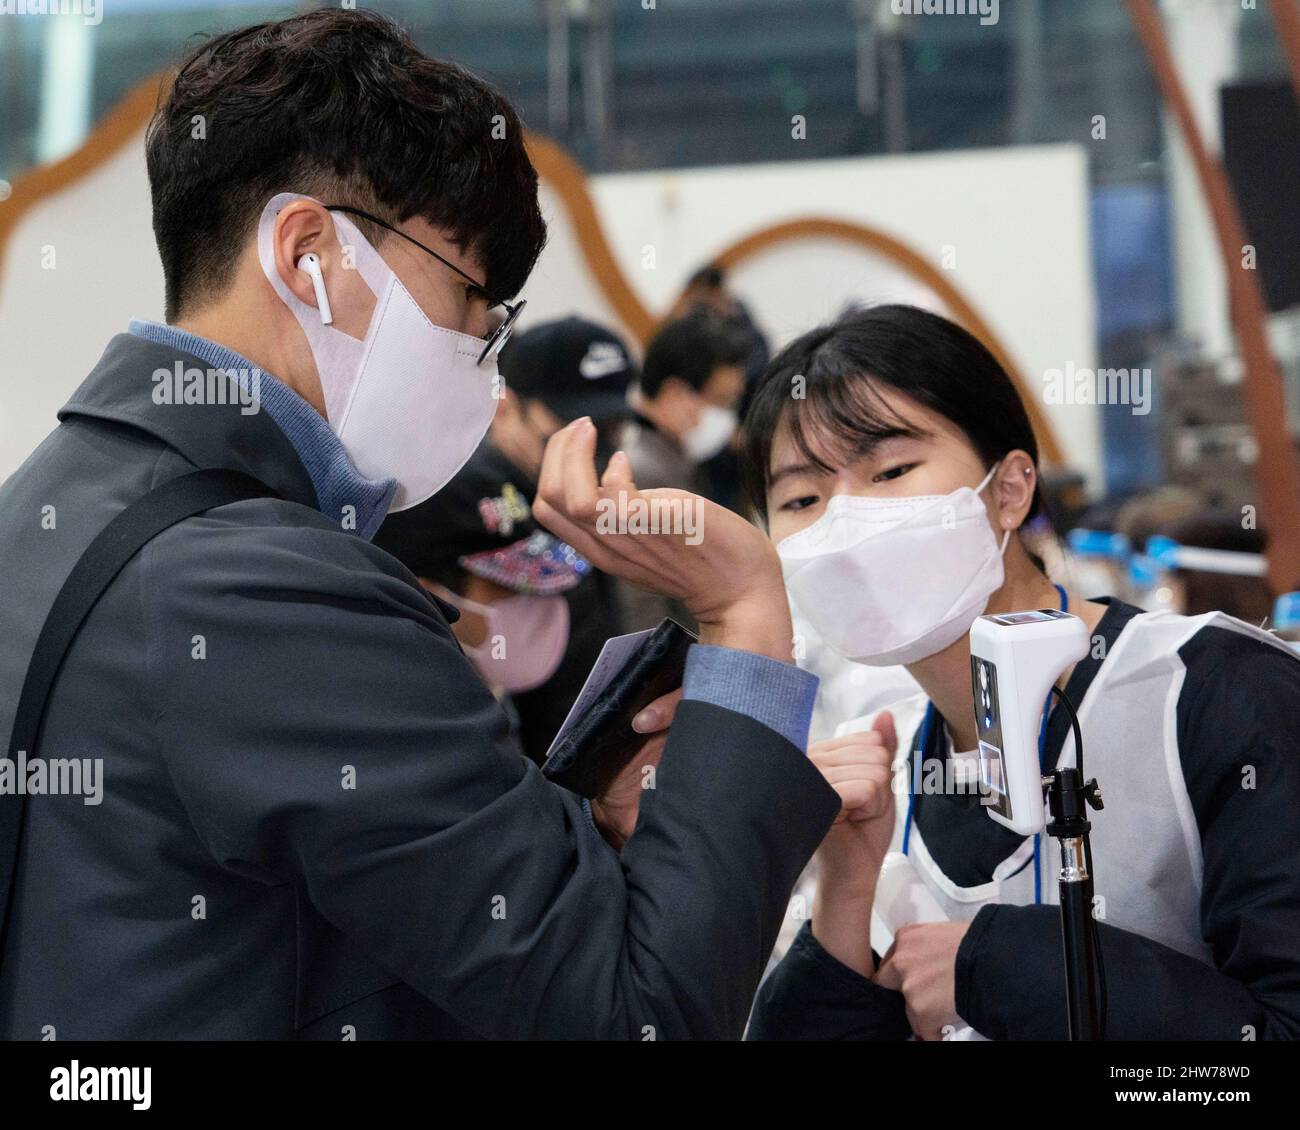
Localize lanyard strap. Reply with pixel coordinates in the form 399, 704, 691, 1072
903, 584, 1069, 907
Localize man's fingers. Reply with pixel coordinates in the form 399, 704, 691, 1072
560, 418, 601, 520
532, 498, 619, 577
536, 416, 576, 507
632, 687, 684, 734
600, 449, 636, 494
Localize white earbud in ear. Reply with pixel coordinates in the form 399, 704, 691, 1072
297, 252, 333, 325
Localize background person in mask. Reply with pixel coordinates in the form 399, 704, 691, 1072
621, 307, 748, 495
0, 10, 842, 1040
373, 442, 584, 718
619, 307, 750, 630
741, 305, 1300, 1040
494, 317, 638, 758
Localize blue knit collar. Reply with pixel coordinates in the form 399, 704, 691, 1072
128, 320, 396, 540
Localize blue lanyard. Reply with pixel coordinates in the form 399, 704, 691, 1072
903, 585, 1068, 906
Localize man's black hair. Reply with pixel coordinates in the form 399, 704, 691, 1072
146, 8, 547, 320
639, 308, 750, 399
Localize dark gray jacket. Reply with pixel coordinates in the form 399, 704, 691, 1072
0, 334, 837, 1040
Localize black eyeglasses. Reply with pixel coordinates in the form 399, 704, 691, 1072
323, 204, 525, 367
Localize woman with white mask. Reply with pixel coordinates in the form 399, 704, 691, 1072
742, 305, 1300, 1041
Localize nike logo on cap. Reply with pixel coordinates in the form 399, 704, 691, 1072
579, 341, 627, 380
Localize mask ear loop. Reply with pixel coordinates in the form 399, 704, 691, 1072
978, 461, 1015, 555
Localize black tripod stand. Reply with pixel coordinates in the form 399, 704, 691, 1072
1043, 687, 1106, 1040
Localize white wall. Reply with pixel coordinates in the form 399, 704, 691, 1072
0, 140, 164, 479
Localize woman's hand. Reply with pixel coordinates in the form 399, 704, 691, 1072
812, 711, 899, 885
532, 418, 793, 663
808, 712, 899, 976
876, 921, 970, 1040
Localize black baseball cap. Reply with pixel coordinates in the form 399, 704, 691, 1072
373, 442, 588, 595
499, 316, 636, 423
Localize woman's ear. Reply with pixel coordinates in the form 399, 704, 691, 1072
989, 449, 1037, 533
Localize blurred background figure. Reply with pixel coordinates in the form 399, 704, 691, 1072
618, 307, 750, 629
1113, 485, 1205, 606
373, 442, 592, 761
669, 263, 772, 513
498, 315, 638, 475
496, 316, 639, 751
1149, 511, 1274, 623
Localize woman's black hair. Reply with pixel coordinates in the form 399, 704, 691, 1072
741, 304, 1045, 525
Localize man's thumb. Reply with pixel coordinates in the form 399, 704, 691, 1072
871, 710, 898, 754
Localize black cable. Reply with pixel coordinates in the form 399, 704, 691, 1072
1048, 685, 1107, 1038
1050, 684, 1084, 779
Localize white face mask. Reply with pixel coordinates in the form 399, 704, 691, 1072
258, 193, 498, 512
777, 464, 1010, 666
682, 403, 737, 462
434, 584, 570, 694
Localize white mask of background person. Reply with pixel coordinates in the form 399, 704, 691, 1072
629, 357, 744, 463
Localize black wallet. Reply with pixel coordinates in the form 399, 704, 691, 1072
541, 618, 697, 798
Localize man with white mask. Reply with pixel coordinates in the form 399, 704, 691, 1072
0, 10, 844, 1039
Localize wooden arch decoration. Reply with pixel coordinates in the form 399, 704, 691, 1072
0, 70, 1062, 466
0, 73, 167, 268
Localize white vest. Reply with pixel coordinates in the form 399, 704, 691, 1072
836, 610, 1298, 972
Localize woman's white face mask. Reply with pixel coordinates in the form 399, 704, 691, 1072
776, 463, 1010, 666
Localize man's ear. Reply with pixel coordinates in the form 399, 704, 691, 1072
990, 449, 1037, 533
271, 200, 334, 311
270, 199, 374, 339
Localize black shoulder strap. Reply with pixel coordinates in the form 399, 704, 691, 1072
0, 468, 277, 945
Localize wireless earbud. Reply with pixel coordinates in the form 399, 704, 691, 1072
296, 252, 333, 325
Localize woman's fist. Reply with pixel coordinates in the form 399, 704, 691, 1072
809, 711, 900, 889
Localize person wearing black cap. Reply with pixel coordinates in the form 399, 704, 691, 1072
373, 443, 588, 705
497, 315, 638, 474
494, 317, 641, 750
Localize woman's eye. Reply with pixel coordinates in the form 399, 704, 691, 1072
873, 463, 914, 484
780, 495, 819, 512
